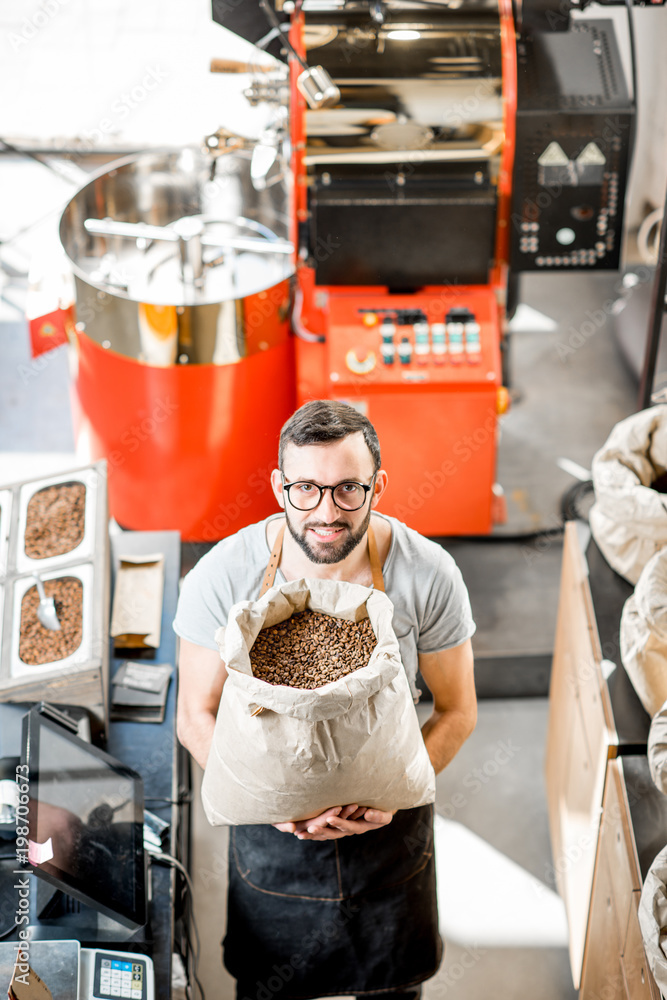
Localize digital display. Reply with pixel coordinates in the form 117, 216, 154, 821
22, 708, 146, 929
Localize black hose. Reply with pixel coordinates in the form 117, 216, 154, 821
560, 479, 595, 522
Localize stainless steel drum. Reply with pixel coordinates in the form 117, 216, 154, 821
59, 148, 296, 541
60, 147, 293, 365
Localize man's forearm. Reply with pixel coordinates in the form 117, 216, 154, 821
421, 707, 475, 775
177, 710, 216, 771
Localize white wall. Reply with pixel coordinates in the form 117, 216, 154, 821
625, 7, 667, 227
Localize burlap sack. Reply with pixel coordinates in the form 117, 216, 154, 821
201, 577, 436, 826
639, 844, 667, 997
590, 405, 667, 584
620, 549, 667, 718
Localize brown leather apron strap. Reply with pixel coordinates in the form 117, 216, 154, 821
367, 524, 385, 592
260, 520, 385, 595
259, 522, 285, 597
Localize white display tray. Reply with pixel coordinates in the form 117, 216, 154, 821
10, 563, 94, 679
14, 467, 100, 576
0, 490, 12, 580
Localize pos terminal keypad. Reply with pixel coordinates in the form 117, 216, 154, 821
90, 951, 153, 1000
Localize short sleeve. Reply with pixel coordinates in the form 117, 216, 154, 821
417, 549, 476, 653
172, 551, 230, 651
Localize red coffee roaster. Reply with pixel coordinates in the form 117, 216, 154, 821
36, 0, 639, 540
58, 148, 295, 541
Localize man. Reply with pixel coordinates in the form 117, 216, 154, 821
174, 399, 477, 1000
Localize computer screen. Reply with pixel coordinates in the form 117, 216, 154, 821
21, 707, 146, 930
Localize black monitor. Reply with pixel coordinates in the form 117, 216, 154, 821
21, 706, 147, 931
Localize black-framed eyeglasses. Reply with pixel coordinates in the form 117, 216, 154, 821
282, 475, 377, 511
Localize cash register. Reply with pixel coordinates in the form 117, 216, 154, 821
0, 706, 156, 1000
0, 940, 155, 1000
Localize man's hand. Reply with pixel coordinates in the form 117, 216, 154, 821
273, 804, 395, 840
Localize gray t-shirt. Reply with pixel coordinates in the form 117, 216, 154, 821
173, 513, 475, 700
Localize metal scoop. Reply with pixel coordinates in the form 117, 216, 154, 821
32, 575, 61, 631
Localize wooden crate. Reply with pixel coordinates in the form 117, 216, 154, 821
545, 522, 618, 987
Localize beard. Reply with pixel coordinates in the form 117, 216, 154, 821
285, 504, 373, 564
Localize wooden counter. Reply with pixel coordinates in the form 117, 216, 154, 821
546, 524, 667, 997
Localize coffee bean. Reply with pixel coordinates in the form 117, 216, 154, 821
19, 577, 83, 665
24, 482, 86, 560
250, 609, 376, 690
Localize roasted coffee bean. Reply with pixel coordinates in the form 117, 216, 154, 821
19, 577, 83, 665
250, 609, 376, 689
24, 482, 86, 560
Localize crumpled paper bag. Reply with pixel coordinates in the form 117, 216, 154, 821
639, 843, 667, 996
201, 577, 436, 826
590, 405, 667, 585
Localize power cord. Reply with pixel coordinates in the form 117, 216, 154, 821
146, 848, 205, 1000
145, 794, 193, 807
435, 479, 595, 545
560, 480, 595, 523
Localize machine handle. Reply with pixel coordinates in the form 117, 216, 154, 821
83, 218, 293, 255
210, 58, 276, 74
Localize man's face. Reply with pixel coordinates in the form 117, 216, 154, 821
272, 433, 385, 565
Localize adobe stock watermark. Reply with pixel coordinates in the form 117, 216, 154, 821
235, 897, 361, 1000
535, 768, 654, 900
404, 739, 522, 854
77, 66, 169, 151
392, 409, 498, 521
519, 514, 564, 566
8, 0, 72, 52
565, 641, 619, 694
430, 944, 487, 996
105, 395, 179, 472
17, 342, 66, 386
554, 265, 656, 364
199, 458, 276, 542
12, 763, 35, 963
442, 80, 498, 132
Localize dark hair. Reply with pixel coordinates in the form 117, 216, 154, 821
279, 400, 381, 472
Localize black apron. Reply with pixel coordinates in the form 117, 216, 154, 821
223, 521, 442, 999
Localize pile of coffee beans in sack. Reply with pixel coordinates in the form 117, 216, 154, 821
249, 609, 376, 689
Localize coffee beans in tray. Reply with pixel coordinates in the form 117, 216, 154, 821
19, 577, 83, 665
250, 609, 376, 689
24, 482, 86, 560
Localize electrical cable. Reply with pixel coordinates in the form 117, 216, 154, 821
258, 0, 308, 70
255, 23, 290, 52
560, 479, 595, 523
145, 795, 192, 806
637, 207, 663, 265
435, 526, 566, 543
435, 480, 595, 545
146, 848, 205, 1000
624, 0, 638, 179
292, 284, 325, 343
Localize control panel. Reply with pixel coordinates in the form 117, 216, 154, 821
325, 289, 501, 389
80, 948, 155, 1000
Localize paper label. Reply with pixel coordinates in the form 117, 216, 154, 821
28, 837, 54, 865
